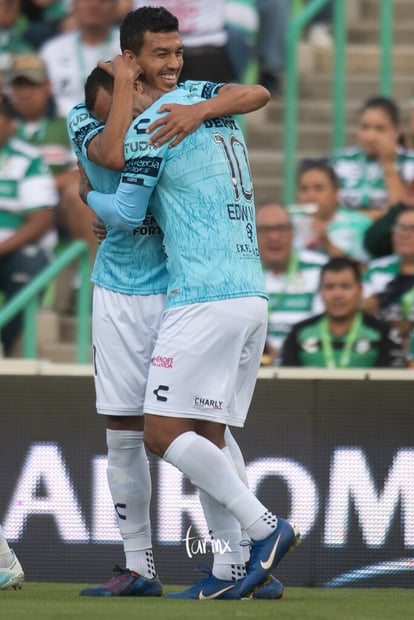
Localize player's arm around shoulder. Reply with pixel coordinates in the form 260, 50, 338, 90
147, 82, 270, 148
212, 82, 271, 115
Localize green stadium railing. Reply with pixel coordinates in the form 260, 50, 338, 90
0, 240, 91, 363
283, 0, 395, 204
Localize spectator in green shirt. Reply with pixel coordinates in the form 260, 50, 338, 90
332, 96, 414, 221
294, 158, 371, 265
9, 53, 97, 262
280, 256, 405, 368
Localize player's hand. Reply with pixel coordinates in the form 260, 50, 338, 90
98, 55, 142, 81
92, 218, 107, 244
147, 102, 204, 148
77, 161, 93, 205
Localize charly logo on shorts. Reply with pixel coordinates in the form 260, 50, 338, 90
153, 385, 169, 401
151, 356, 174, 368
193, 397, 223, 410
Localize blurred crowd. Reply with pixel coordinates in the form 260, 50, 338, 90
0, 0, 414, 368
258, 92, 414, 370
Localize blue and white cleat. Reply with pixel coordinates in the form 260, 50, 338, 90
79, 565, 162, 597
0, 550, 24, 590
166, 568, 284, 601
248, 575, 284, 600
238, 517, 300, 598
166, 571, 240, 600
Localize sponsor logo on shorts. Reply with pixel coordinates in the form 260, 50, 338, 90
193, 397, 223, 410
151, 356, 174, 368
154, 385, 169, 401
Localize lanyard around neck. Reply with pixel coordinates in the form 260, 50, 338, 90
17, 118, 48, 143
272, 250, 299, 309
320, 311, 362, 368
401, 287, 414, 320
75, 31, 114, 85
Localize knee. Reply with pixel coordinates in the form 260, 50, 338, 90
144, 417, 194, 457
144, 418, 180, 458
143, 429, 165, 457
106, 415, 144, 432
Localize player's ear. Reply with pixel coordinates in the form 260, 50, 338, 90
133, 80, 144, 94
122, 49, 135, 61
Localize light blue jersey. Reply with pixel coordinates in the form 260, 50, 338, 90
88, 89, 266, 308
67, 102, 168, 295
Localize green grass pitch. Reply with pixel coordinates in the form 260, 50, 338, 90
1, 584, 414, 620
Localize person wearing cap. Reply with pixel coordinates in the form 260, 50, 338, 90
10, 53, 98, 307
0, 92, 57, 356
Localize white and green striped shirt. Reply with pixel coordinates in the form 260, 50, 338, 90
0, 137, 58, 254
333, 145, 414, 211
363, 254, 400, 297
265, 249, 327, 352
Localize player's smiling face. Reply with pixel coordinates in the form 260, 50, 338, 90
127, 31, 184, 93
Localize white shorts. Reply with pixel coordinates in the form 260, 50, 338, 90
92, 285, 166, 415
143, 296, 268, 427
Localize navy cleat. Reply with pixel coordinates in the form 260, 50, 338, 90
249, 575, 284, 600
166, 568, 284, 601
79, 565, 162, 597
166, 569, 240, 600
238, 517, 300, 598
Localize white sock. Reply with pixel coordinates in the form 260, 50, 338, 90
224, 428, 249, 486
106, 429, 155, 578
0, 525, 13, 567
246, 511, 278, 541
224, 428, 280, 543
224, 429, 251, 562
125, 549, 156, 579
198, 446, 246, 581
163, 431, 267, 530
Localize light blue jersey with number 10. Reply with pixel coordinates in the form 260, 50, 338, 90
89, 88, 267, 308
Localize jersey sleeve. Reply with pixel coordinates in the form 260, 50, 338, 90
179, 80, 224, 99
87, 183, 154, 231
67, 103, 104, 159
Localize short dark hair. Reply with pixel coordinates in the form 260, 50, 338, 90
84, 66, 114, 112
297, 158, 340, 189
120, 6, 179, 55
320, 256, 361, 285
